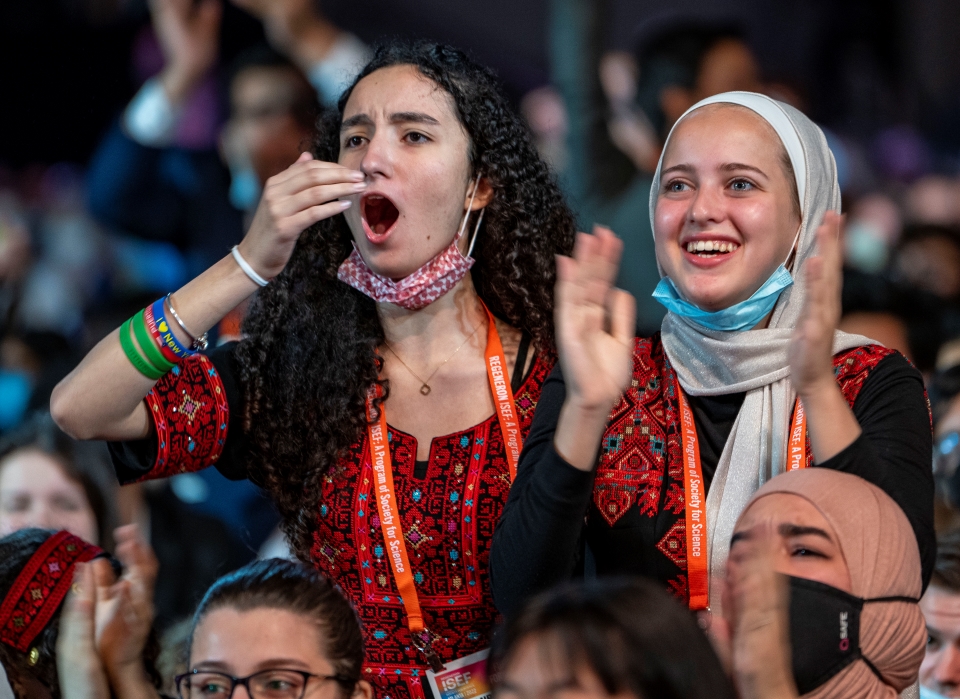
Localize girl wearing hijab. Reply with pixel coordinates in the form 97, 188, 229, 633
491, 91, 934, 618
724, 468, 925, 699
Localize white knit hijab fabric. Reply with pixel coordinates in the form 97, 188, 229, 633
648, 92, 874, 612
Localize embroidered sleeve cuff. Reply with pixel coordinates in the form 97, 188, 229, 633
109, 346, 241, 485
106, 353, 230, 485
144, 355, 229, 479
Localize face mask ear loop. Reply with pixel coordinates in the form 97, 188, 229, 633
862, 595, 920, 604
859, 655, 887, 684
783, 222, 804, 272
466, 207, 485, 258
456, 177, 481, 242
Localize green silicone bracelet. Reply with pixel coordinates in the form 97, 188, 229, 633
132, 309, 175, 373
119, 318, 166, 380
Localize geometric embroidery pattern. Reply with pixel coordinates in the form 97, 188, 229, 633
143, 354, 229, 479
656, 519, 687, 568
311, 354, 552, 699
0, 531, 102, 651
138, 350, 554, 699
591, 334, 894, 605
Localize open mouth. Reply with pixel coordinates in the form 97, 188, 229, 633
683, 240, 740, 258
362, 194, 400, 240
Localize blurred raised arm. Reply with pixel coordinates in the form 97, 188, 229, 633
151, 0, 222, 106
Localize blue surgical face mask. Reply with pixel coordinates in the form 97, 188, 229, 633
653, 264, 795, 331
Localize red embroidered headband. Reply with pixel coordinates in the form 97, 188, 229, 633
0, 531, 103, 652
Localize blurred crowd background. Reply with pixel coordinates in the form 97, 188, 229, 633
5, 0, 960, 647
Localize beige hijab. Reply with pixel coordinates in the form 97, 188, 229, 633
741, 469, 925, 699
648, 92, 874, 610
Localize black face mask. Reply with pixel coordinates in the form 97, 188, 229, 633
787, 576, 918, 694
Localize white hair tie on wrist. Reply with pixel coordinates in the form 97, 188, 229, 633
231, 245, 269, 287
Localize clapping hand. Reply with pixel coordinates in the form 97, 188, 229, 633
57, 526, 160, 699
787, 211, 863, 461
57, 562, 111, 699
554, 226, 636, 470
723, 527, 798, 699
788, 211, 843, 399
96, 526, 159, 684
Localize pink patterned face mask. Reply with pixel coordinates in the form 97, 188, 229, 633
337, 179, 485, 310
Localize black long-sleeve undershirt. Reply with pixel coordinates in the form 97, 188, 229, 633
490, 352, 934, 618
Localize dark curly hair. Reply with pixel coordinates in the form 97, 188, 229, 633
234, 41, 576, 560
0, 529, 161, 699
187, 559, 364, 699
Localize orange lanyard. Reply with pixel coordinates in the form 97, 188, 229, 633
482, 304, 523, 481
365, 302, 522, 670
677, 388, 807, 611
786, 399, 808, 471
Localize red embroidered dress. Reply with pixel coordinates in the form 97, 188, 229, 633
592, 336, 897, 602
490, 333, 934, 615
111, 345, 553, 699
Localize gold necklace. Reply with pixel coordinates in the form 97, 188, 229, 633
384, 321, 484, 396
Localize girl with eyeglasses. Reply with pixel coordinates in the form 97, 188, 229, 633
174, 559, 370, 699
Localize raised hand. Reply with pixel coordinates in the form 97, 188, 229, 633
57, 563, 110, 699
788, 211, 843, 398
237, 152, 366, 279
151, 0, 222, 105
723, 527, 798, 699
788, 211, 862, 461
57, 544, 160, 699
554, 226, 636, 470
556, 226, 636, 413
97, 526, 158, 679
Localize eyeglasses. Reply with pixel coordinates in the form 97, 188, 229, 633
175, 668, 344, 699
